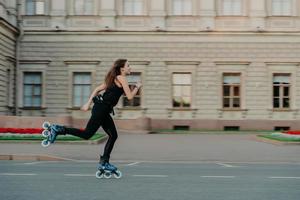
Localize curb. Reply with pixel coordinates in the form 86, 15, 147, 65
0, 154, 69, 161
0, 135, 108, 145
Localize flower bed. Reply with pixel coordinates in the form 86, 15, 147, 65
270, 132, 300, 139
283, 130, 300, 135
0, 127, 84, 134
0, 128, 42, 134
0, 133, 104, 141
0, 127, 105, 142
258, 130, 300, 143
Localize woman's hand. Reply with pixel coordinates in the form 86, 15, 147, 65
81, 102, 90, 111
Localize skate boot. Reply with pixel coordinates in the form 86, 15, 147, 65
96, 157, 122, 179
105, 163, 118, 171
41, 122, 65, 147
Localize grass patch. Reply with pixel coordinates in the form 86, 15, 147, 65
0, 133, 105, 141
258, 134, 300, 142
153, 129, 276, 134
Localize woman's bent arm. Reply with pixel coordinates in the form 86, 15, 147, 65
117, 75, 141, 100
81, 83, 106, 111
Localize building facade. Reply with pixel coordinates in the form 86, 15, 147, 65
1, 0, 300, 131
0, 0, 18, 116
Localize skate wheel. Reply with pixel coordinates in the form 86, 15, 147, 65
41, 139, 50, 147
95, 171, 103, 179
42, 121, 50, 129
104, 171, 112, 179
42, 130, 50, 137
114, 170, 122, 179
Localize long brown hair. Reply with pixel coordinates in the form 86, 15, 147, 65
104, 59, 127, 88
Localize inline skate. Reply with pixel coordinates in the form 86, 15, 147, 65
41, 121, 65, 147
96, 162, 122, 179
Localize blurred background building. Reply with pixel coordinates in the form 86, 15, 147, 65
1, 0, 300, 131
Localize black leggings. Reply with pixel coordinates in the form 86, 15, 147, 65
64, 103, 118, 162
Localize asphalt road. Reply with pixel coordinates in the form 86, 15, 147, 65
1, 160, 300, 200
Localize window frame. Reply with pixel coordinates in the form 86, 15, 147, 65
267, 63, 298, 112
272, 73, 291, 109
25, 0, 46, 16
122, 72, 142, 108
172, 72, 192, 108
122, 0, 146, 16
72, 72, 92, 108
22, 72, 43, 108
172, 0, 193, 16
271, 0, 293, 16
5, 59, 14, 108
217, 0, 247, 16
74, 0, 95, 15
222, 0, 243, 16
18, 62, 48, 110
65, 61, 98, 110
222, 73, 241, 109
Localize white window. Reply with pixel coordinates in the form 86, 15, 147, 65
123, 0, 143, 15
122, 72, 142, 107
273, 74, 291, 109
23, 72, 42, 107
272, 0, 292, 16
26, 0, 45, 15
222, 0, 242, 16
223, 73, 241, 108
172, 0, 192, 15
172, 73, 192, 108
75, 0, 94, 15
73, 72, 91, 107
6, 69, 11, 106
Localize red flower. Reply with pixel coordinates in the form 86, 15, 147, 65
283, 130, 300, 135
0, 128, 43, 134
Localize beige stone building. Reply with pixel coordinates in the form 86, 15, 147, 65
0, 0, 18, 115
1, 0, 300, 131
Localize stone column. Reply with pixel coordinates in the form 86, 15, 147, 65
249, 0, 266, 31
50, 0, 66, 16
100, 0, 116, 29
0, 0, 8, 20
149, 0, 166, 30
50, 0, 66, 30
198, 0, 216, 31
1, 0, 18, 27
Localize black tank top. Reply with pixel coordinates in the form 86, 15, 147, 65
102, 83, 124, 107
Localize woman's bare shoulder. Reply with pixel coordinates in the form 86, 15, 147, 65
116, 75, 126, 82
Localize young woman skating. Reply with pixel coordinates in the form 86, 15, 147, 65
41, 59, 142, 178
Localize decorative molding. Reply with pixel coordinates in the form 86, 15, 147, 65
167, 108, 198, 111
268, 109, 299, 112
5, 56, 16, 63
128, 61, 150, 65
0, 17, 19, 34
219, 109, 249, 112
265, 62, 300, 66
64, 60, 101, 65
215, 61, 251, 65
165, 61, 201, 65
117, 107, 148, 111
20, 60, 51, 64
149, 10, 166, 17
